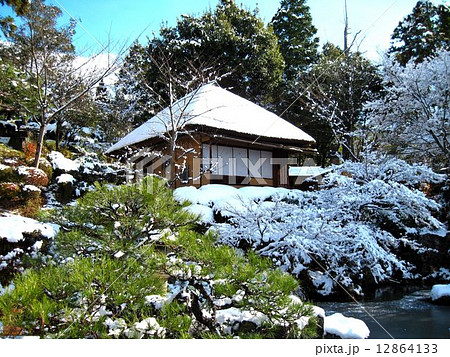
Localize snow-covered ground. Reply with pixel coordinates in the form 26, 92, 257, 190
175, 184, 300, 223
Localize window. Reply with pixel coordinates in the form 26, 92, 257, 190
234, 147, 248, 176
203, 144, 273, 179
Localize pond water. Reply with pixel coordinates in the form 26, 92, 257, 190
318, 289, 450, 339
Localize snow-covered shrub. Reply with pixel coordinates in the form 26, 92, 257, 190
0, 182, 21, 200
16, 166, 48, 186
324, 157, 444, 236
0, 164, 16, 182
209, 157, 446, 296
47, 151, 80, 173
45, 149, 127, 204
0, 214, 57, 285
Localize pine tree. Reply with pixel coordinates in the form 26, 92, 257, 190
389, 0, 450, 65
271, 0, 319, 79
0, 0, 29, 15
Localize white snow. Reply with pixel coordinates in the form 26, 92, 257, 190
324, 313, 370, 339
173, 186, 199, 203
104, 317, 127, 337
22, 185, 41, 192
17, 166, 46, 178
312, 306, 326, 319
134, 317, 161, 333
113, 250, 125, 259
106, 83, 315, 153
170, 155, 446, 297
31, 240, 43, 251
0, 214, 59, 243
216, 307, 268, 334
174, 184, 301, 218
145, 295, 166, 310
123, 317, 166, 338
47, 151, 80, 172
288, 166, 330, 177
430, 284, 450, 301
46, 123, 57, 133
183, 204, 214, 224
56, 173, 76, 184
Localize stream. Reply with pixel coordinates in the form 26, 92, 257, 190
317, 289, 450, 339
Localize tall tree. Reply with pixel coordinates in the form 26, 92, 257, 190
0, 0, 116, 167
286, 44, 382, 163
389, 0, 450, 65
271, 0, 319, 79
116, 0, 284, 127
366, 50, 450, 171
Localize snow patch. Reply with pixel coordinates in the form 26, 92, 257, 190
183, 204, 214, 224
324, 313, 370, 339
48, 151, 80, 172
22, 185, 41, 192
430, 284, 450, 301
56, 173, 76, 184
216, 307, 268, 334
0, 214, 59, 242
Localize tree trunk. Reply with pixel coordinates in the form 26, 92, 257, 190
55, 120, 61, 151
33, 123, 46, 169
169, 137, 177, 188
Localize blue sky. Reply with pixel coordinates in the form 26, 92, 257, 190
0, 0, 447, 62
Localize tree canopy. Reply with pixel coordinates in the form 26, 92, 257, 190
0, 0, 29, 15
367, 49, 450, 170
0, 0, 115, 166
271, 0, 319, 79
389, 0, 450, 65
278, 43, 382, 164
116, 0, 284, 127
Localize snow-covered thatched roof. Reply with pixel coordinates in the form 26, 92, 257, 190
106, 83, 315, 154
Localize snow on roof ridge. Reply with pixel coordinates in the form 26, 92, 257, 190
106, 83, 315, 154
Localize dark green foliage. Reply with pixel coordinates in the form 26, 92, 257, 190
0, 143, 25, 161
0, 165, 15, 182
271, 0, 319, 79
1, 177, 316, 338
0, 256, 166, 338
54, 177, 194, 257
0, 0, 29, 15
0, 58, 36, 119
116, 0, 284, 127
389, 0, 450, 65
